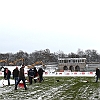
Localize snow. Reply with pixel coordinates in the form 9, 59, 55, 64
38, 96, 42, 100
0, 66, 98, 99
0, 76, 99, 99
0, 79, 15, 87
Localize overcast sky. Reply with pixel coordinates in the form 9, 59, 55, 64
0, 0, 100, 54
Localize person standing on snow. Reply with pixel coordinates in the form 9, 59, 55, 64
33, 67, 38, 83
13, 67, 19, 85
4, 68, 7, 79
28, 68, 34, 85
95, 68, 100, 82
38, 67, 45, 83
15, 64, 27, 90
6, 68, 11, 85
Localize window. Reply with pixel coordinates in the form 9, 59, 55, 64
73, 60, 75, 63
64, 60, 67, 63
82, 59, 85, 62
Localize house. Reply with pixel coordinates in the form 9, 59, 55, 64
58, 58, 86, 72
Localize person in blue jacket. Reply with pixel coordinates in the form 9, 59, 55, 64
28, 68, 34, 85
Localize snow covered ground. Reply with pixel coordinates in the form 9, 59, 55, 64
0, 66, 98, 100
0, 77, 100, 100
0, 79, 15, 87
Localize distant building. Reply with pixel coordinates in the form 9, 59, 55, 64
58, 58, 86, 71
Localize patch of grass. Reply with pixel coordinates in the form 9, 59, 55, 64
0, 77, 100, 100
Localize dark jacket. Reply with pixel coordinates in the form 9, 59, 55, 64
13, 68, 19, 78
4, 68, 7, 79
28, 69, 34, 77
38, 68, 45, 76
34, 67, 38, 77
19, 67, 25, 78
6, 70, 11, 79
96, 68, 100, 77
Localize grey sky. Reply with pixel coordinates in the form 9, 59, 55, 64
0, 0, 100, 54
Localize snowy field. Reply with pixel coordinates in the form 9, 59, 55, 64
0, 76, 100, 100
0, 66, 98, 100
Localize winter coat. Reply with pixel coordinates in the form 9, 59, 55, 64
96, 68, 100, 78
4, 68, 7, 79
28, 69, 34, 77
13, 68, 19, 78
33, 67, 38, 77
19, 67, 25, 78
38, 68, 45, 76
6, 70, 11, 79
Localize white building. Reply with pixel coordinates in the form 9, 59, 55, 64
58, 58, 86, 71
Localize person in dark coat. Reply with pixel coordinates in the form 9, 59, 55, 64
6, 68, 11, 85
4, 68, 7, 79
96, 68, 100, 82
13, 67, 19, 85
38, 67, 45, 83
28, 68, 34, 85
15, 65, 27, 90
33, 67, 38, 83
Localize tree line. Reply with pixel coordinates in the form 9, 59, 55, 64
0, 49, 100, 66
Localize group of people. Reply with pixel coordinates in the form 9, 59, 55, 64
28, 67, 45, 84
4, 65, 45, 90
